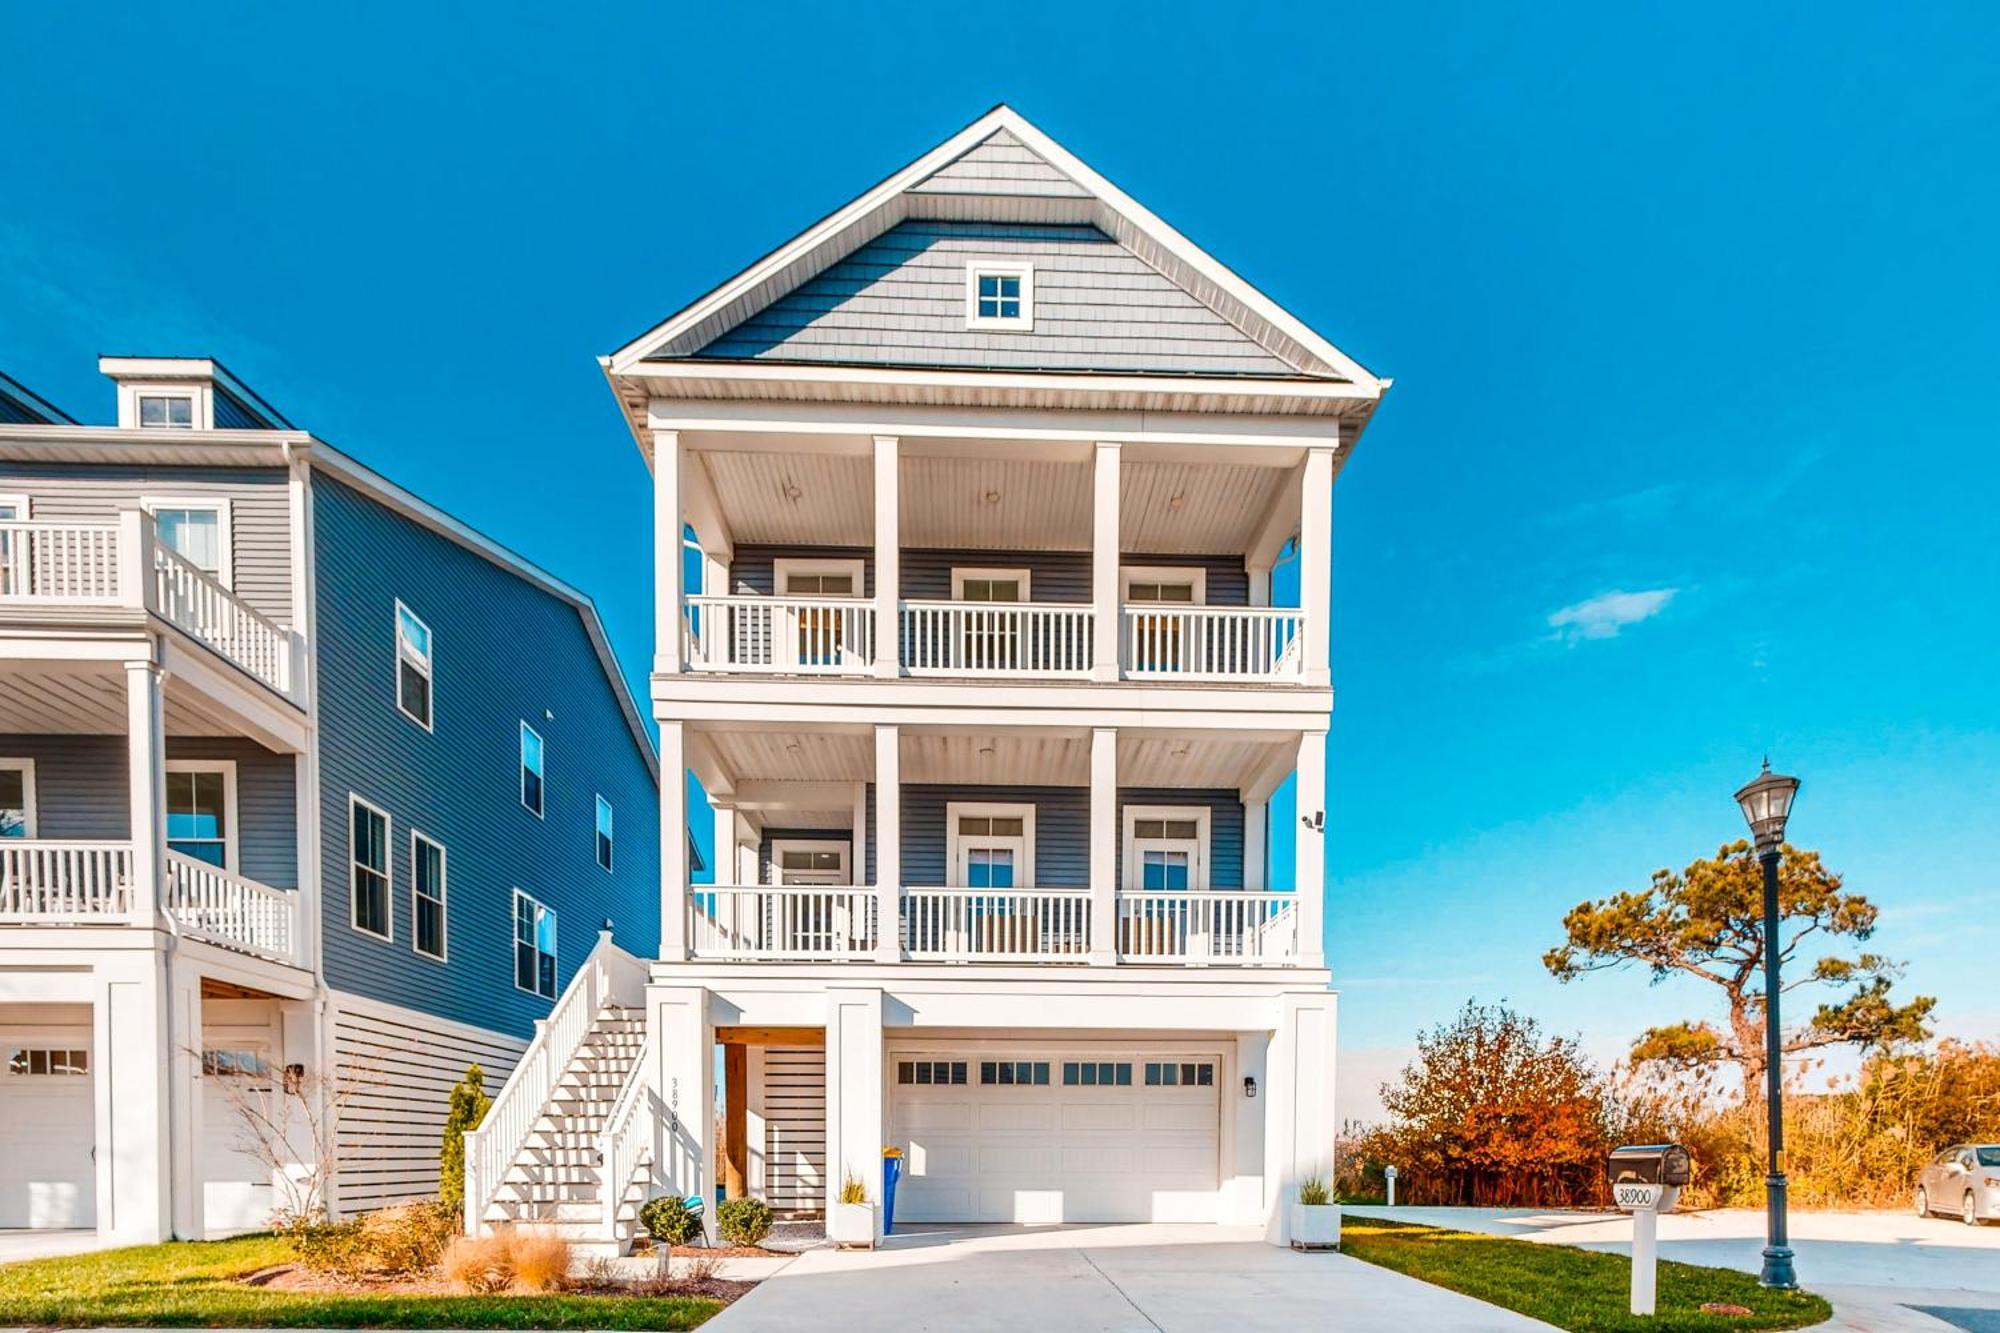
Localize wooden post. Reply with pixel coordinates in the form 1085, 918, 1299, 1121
723, 1043, 748, 1199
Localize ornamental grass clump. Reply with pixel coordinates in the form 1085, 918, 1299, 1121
1298, 1176, 1332, 1207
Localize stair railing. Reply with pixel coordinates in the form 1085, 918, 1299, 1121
463, 929, 646, 1235
597, 1021, 660, 1242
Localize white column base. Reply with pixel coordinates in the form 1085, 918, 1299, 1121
824, 987, 885, 1240
651, 985, 715, 1243
1263, 990, 1338, 1246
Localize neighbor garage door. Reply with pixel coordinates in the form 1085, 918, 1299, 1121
0, 1032, 95, 1229
888, 1047, 1219, 1224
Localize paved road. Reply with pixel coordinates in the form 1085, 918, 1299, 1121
705, 1222, 1555, 1332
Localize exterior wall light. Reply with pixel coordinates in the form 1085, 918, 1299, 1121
1244, 1076, 1258, 1099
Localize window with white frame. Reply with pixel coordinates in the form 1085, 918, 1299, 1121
950, 567, 1030, 670
1122, 566, 1205, 673
0, 758, 35, 838
142, 497, 231, 586
137, 393, 195, 428
1123, 806, 1209, 892
771, 839, 848, 885
0, 495, 29, 520
412, 832, 446, 961
7, 1048, 88, 1076
350, 796, 392, 940
520, 722, 544, 817
965, 261, 1034, 330
0, 498, 28, 599
951, 568, 1029, 603
395, 601, 433, 730
1121, 566, 1205, 606
594, 796, 614, 872
773, 557, 865, 669
514, 889, 557, 999
948, 803, 1034, 889
164, 761, 235, 868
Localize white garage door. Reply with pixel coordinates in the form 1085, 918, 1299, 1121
889, 1049, 1219, 1224
0, 1036, 95, 1229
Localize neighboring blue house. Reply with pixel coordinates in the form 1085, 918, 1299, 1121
0, 357, 666, 1237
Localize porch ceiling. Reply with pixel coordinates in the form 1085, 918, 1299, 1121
0, 660, 268, 738
691, 445, 1292, 555
696, 725, 1293, 793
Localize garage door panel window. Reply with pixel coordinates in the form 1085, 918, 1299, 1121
1062, 1061, 1133, 1087
1144, 1061, 1215, 1087
979, 1060, 1050, 1087
7, 1047, 88, 1076
897, 1060, 968, 1086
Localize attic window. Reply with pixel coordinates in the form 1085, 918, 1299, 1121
966, 262, 1033, 331
138, 394, 195, 428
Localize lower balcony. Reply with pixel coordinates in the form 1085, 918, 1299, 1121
686, 884, 1301, 966
0, 840, 299, 964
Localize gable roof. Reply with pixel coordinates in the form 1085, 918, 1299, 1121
603, 106, 1387, 427
0, 371, 79, 425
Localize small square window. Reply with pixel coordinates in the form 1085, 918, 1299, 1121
138, 394, 194, 428
966, 263, 1033, 330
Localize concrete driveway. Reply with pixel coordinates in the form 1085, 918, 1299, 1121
0, 1230, 106, 1265
705, 1222, 1552, 1332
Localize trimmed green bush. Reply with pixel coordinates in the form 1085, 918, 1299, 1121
639, 1195, 702, 1245
715, 1196, 773, 1247
439, 1064, 491, 1213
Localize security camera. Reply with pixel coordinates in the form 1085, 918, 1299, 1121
1301, 811, 1325, 833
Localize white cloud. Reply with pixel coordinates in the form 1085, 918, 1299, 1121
1547, 587, 1678, 642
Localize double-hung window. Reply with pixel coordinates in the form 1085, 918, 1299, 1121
514, 890, 557, 999
1124, 807, 1209, 893
0, 758, 35, 839
350, 796, 392, 940
143, 497, 231, 586
412, 832, 446, 961
595, 796, 614, 872
395, 602, 433, 730
520, 723, 545, 817
0, 497, 27, 600
165, 762, 235, 868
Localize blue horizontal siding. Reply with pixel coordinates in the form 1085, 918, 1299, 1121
311, 473, 659, 1040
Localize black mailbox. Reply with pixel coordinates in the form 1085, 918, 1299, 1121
1608, 1143, 1692, 1188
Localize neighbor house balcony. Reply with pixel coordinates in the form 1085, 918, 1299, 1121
684, 594, 1304, 682
0, 841, 299, 965
0, 511, 301, 702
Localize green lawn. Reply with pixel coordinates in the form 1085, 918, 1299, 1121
0, 1234, 723, 1330
1339, 1217, 1832, 1333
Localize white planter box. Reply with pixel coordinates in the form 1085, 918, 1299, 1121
1290, 1202, 1342, 1250
830, 1201, 877, 1249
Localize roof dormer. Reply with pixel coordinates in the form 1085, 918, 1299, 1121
98, 357, 292, 431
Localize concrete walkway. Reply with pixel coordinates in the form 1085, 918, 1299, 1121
0, 1229, 108, 1265
703, 1222, 1554, 1331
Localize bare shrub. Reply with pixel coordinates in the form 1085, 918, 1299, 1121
507, 1229, 572, 1292
442, 1233, 515, 1293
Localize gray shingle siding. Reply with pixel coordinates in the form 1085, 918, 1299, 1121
0, 733, 296, 887
858, 783, 1244, 890
691, 221, 1298, 376
908, 128, 1092, 199
0, 462, 294, 623
310, 473, 658, 1039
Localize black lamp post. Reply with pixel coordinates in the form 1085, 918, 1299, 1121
1734, 759, 1801, 1291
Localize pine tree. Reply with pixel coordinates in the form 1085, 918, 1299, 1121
438, 1064, 491, 1212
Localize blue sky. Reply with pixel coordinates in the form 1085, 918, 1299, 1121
6, 3, 1995, 1116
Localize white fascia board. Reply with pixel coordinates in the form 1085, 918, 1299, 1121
650, 678, 1332, 731
0, 426, 304, 467
305, 444, 660, 781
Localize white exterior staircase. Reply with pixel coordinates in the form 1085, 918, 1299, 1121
464, 933, 658, 1256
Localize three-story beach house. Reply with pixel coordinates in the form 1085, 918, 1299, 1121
0, 361, 662, 1244
465, 107, 1387, 1249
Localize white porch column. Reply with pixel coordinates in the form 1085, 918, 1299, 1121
873, 435, 900, 679
700, 548, 729, 669
125, 659, 164, 923
824, 986, 885, 1234
168, 963, 201, 1239
93, 954, 173, 1245
653, 430, 685, 676
660, 719, 689, 959
1264, 990, 1338, 1245
873, 725, 900, 963
1243, 797, 1269, 892
1298, 445, 1335, 688
1089, 727, 1118, 964
1091, 441, 1122, 682
1246, 562, 1272, 608
1293, 731, 1327, 968
711, 803, 737, 885
651, 984, 715, 1242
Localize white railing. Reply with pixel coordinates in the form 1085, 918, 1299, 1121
464, 932, 647, 1236
0, 523, 123, 603
163, 851, 296, 962
150, 540, 295, 697
685, 595, 875, 674
690, 885, 878, 960
597, 1022, 661, 1241
1122, 605, 1304, 681
900, 887, 1092, 962
901, 600, 1093, 677
1116, 892, 1300, 964
0, 514, 299, 700
0, 841, 133, 920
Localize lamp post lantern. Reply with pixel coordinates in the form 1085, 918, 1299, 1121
1734, 758, 1801, 1290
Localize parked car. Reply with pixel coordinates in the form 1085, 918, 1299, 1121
1915, 1145, 2000, 1225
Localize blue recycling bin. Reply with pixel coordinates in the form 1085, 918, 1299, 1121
883, 1154, 903, 1235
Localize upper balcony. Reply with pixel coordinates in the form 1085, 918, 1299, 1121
0, 510, 301, 703
650, 425, 1336, 696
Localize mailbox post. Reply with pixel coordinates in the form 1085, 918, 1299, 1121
1609, 1145, 1692, 1316
1385, 1165, 1397, 1207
